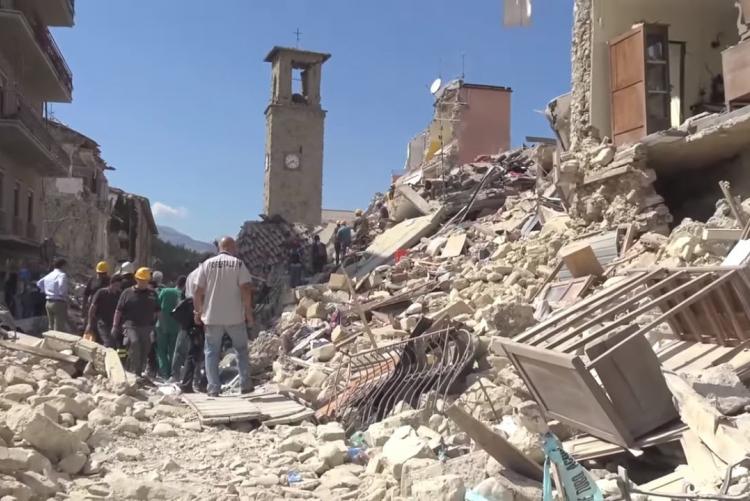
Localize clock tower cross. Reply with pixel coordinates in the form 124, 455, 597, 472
262, 46, 330, 226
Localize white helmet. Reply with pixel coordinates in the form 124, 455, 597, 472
119, 261, 135, 274
152, 270, 164, 285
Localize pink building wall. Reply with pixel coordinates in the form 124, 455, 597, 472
456, 85, 512, 165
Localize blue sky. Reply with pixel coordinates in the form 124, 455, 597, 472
51, 0, 572, 243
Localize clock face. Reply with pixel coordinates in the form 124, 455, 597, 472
285, 153, 301, 170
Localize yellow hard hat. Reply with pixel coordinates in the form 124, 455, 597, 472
95, 261, 109, 274
355, 209, 363, 216
134, 267, 152, 281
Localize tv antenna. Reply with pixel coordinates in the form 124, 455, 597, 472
429, 77, 442, 95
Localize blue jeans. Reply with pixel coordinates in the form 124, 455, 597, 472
204, 323, 250, 394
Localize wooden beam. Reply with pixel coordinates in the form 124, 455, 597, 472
514, 269, 659, 344
343, 269, 379, 349
445, 403, 543, 481
588, 272, 737, 367
719, 180, 748, 228
548, 271, 696, 351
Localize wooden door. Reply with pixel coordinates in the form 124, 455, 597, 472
610, 24, 671, 146
610, 25, 647, 146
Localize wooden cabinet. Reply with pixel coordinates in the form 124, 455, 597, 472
609, 24, 671, 146
723, 39, 750, 110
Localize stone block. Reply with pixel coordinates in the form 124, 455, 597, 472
412, 474, 465, 501
317, 422, 345, 442
3, 384, 35, 402
400, 450, 488, 498
310, 343, 335, 362
306, 302, 327, 320
382, 426, 436, 480
4, 367, 36, 388
11, 409, 87, 462
328, 274, 348, 291
58, 451, 87, 474
317, 440, 347, 469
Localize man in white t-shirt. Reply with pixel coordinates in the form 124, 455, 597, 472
193, 237, 254, 396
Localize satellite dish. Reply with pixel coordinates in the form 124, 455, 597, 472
430, 78, 442, 95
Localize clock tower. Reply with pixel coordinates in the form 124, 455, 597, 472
263, 46, 330, 226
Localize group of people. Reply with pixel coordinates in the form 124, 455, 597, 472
36, 236, 256, 398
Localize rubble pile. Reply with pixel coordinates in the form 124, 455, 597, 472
0, 344, 200, 500
8, 138, 750, 500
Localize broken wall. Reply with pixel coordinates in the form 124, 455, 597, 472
455, 86, 512, 165
570, 0, 739, 149
43, 180, 110, 275
107, 190, 156, 268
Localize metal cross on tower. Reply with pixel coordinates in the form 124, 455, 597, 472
294, 28, 302, 47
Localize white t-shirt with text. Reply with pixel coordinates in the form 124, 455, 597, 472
196, 253, 251, 325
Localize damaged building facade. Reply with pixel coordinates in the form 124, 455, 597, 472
42, 122, 158, 273
560, 0, 750, 233
0, 0, 74, 274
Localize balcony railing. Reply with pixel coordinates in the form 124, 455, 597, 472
0, 89, 67, 168
33, 23, 73, 95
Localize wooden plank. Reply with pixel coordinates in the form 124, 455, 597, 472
646, 276, 693, 341
548, 271, 693, 351
621, 223, 636, 255
0, 339, 79, 364
589, 272, 737, 366
715, 287, 747, 342
610, 24, 647, 146
500, 339, 635, 447
564, 421, 686, 461
514, 270, 658, 344
445, 404, 543, 481
723, 39, 750, 107
343, 269, 378, 349
584, 329, 677, 439
565, 272, 714, 354
719, 180, 748, 228
440, 233, 467, 259
182, 393, 262, 425
697, 294, 727, 346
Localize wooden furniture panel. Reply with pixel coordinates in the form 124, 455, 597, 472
612, 82, 647, 138
585, 329, 677, 437
610, 24, 671, 146
610, 29, 645, 89
723, 40, 750, 109
499, 339, 634, 447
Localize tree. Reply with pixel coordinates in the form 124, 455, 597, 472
151, 238, 208, 283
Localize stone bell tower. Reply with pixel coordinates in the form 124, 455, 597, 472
263, 46, 330, 226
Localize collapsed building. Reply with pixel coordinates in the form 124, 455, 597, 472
42, 122, 158, 276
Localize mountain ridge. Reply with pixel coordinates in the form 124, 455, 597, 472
156, 225, 214, 253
